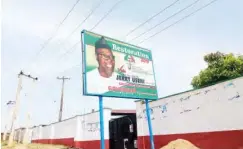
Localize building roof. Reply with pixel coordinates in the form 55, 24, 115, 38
111, 109, 136, 115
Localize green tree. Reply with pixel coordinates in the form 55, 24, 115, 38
191, 51, 243, 88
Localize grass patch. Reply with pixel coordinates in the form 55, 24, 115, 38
1, 141, 18, 147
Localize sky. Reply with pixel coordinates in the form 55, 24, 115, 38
1, 0, 243, 131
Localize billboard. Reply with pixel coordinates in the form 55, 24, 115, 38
81, 30, 158, 100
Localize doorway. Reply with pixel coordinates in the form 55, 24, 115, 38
109, 114, 137, 149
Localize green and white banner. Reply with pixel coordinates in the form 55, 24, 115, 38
81, 30, 158, 100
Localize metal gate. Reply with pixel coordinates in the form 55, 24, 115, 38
109, 115, 137, 149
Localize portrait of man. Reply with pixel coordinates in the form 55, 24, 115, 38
94, 36, 115, 78
86, 36, 119, 94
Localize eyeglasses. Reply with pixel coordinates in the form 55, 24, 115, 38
97, 53, 115, 60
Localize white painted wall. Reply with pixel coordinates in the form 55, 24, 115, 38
31, 126, 42, 140
13, 128, 33, 143
136, 77, 243, 136
15, 108, 113, 142
18, 129, 24, 143
75, 108, 112, 141
104, 109, 112, 140
41, 125, 52, 139
52, 117, 77, 139
23, 128, 33, 143
13, 129, 22, 142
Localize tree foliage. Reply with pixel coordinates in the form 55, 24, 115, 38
191, 51, 243, 88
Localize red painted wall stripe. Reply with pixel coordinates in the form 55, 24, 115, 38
51, 138, 74, 147
32, 138, 109, 149
32, 138, 74, 147
31, 130, 243, 149
75, 139, 109, 149
138, 130, 243, 149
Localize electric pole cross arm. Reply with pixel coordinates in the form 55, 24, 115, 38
19, 71, 38, 80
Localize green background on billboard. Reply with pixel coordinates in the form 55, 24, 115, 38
82, 30, 158, 100
83, 31, 152, 60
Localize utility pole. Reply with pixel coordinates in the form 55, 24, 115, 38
57, 76, 70, 122
23, 79, 37, 145
8, 71, 23, 146
8, 71, 38, 147
3, 101, 15, 141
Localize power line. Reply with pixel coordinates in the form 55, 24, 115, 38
128, 0, 200, 42
54, 0, 107, 58
35, 0, 81, 56
38, 41, 80, 76
25, 0, 81, 70
57, 41, 80, 60
138, 0, 219, 44
60, 0, 104, 45
41, 0, 125, 76
90, 0, 124, 31
124, 0, 180, 38
34, 0, 104, 76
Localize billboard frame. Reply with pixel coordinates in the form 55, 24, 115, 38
81, 29, 159, 100
81, 29, 156, 149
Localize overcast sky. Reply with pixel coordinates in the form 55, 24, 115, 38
1, 0, 243, 130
